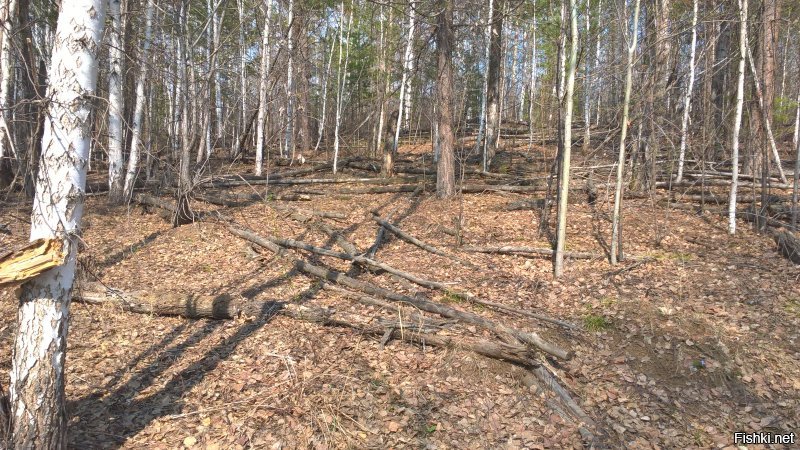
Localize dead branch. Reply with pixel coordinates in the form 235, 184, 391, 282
0, 239, 65, 286
227, 225, 572, 360
371, 215, 474, 267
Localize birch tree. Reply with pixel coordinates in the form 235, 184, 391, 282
107, 0, 125, 204
475, 0, 493, 159
729, 0, 747, 235
10, 0, 106, 446
255, 0, 273, 176
390, 0, 416, 171
284, 0, 295, 160
483, 0, 502, 171
0, 0, 17, 188
675, 0, 698, 183
610, 0, 641, 265
333, 1, 352, 174
553, 0, 578, 278
123, 0, 154, 201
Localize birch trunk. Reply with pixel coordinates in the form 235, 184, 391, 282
675, 0, 697, 183
610, 0, 641, 265
313, 30, 335, 154
581, 0, 591, 152
123, 0, 154, 201
107, 0, 125, 204
483, 0, 502, 171
284, 0, 294, 159
745, 37, 787, 184
729, 0, 747, 235
0, 0, 18, 188
255, 0, 272, 176
235, 0, 246, 158
553, 0, 578, 278
10, 1, 106, 446
392, 0, 415, 159
332, 2, 352, 174
526, 8, 536, 151
475, 0, 492, 161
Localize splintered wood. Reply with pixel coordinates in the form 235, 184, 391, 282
0, 239, 65, 286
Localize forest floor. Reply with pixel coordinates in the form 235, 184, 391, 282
1, 138, 799, 449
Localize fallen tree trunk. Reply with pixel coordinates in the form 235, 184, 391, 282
461, 245, 602, 260
773, 230, 800, 264
227, 225, 572, 360
371, 215, 474, 267
254, 231, 575, 329
208, 176, 421, 188
74, 281, 594, 439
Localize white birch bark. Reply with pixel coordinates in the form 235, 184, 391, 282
0, 0, 18, 174
107, 0, 125, 203
527, 7, 536, 151
313, 30, 336, 154
332, 1, 351, 173
675, 0, 697, 183
729, 0, 747, 235
393, 0, 416, 155
10, 0, 106, 446
475, 0, 493, 159
284, 0, 294, 159
553, 0, 578, 278
610, 0, 641, 265
744, 35, 787, 184
235, 0, 246, 157
255, 0, 272, 176
122, 0, 154, 200
581, 0, 591, 152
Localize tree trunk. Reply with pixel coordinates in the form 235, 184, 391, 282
0, 0, 17, 189
10, 1, 106, 446
107, 0, 125, 204
284, 0, 295, 160
553, 0, 578, 278
675, 0, 697, 183
332, 1, 352, 174
729, 0, 747, 235
610, 0, 641, 265
475, 0, 492, 159
435, 0, 455, 198
483, 0, 502, 171
391, 0, 415, 165
255, 0, 272, 176
123, 0, 154, 201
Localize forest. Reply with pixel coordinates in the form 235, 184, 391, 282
0, 0, 799, 447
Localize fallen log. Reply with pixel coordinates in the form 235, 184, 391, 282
227, 225, 572, 360
371, 215, 474, 267
461, 245, 602, 260
208, 176, 421, 188
268, 235, 577, 330
335, 184, 429, 195
74, 281, 594, 439
273, 204, 347, 220
773, 230, 800, 264
0, 239, 65, 286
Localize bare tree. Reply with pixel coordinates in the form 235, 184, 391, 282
10, 0, 106, 446
610, 0, 642, 265
675, 0, 698, 183
729, 0, 747, 235
255, 0, 273, 176
435, 0, 455, 198
553, 0, 578, 278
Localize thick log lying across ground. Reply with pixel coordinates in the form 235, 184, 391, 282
461, 245, 602, 260
245, 230, 575, 329
371, 215, 475, 267
208, 176, 422, 188
773, 230, 800, 264
227, 225, 572, 360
